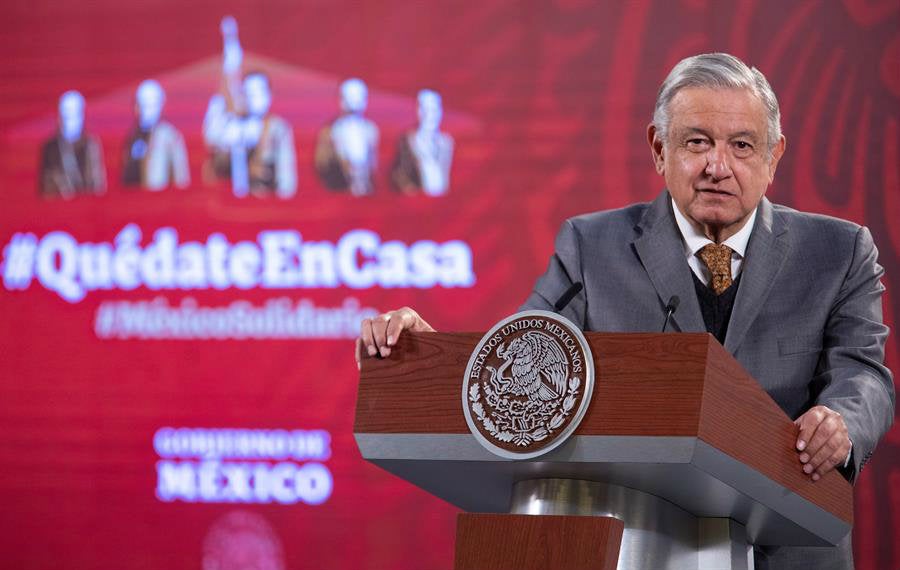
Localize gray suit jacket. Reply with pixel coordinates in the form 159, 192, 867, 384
521, 190, 895, 569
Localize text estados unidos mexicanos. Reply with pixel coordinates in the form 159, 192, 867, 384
1, 224, 476, 303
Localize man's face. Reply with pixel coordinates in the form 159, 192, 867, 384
340, 79, 367, 114
136, 81, 164, 128
648, 87, 785, 242
58, 92, 84, 142
417, 91, 442, 131
244, 75, 272, 117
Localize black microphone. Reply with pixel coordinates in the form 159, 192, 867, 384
553, 282, 583, 312
660, 295, 680, 332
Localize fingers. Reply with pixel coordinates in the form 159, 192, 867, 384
385, 310, 412, 348
371, 313, 391, 356
361, 313, 391, 357
359, 316, 379, 357
794, 406, 825, 453
385, 307, 434, 346
806, 416, 849, 478
794, 405, 849, 481
357, 307, 434, 361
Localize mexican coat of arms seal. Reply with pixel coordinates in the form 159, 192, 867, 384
462, 310, 595, 459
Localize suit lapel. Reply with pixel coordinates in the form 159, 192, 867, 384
633, 192, 706, 333
724, 198, 790, 353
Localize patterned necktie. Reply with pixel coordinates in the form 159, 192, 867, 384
698, 243, 734, 295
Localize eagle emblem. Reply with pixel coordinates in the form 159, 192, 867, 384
488, 331, 568, 402
463, 311, 594, 459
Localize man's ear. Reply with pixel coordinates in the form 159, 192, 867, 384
647, 124, 665, 174
768, 135, 786, 182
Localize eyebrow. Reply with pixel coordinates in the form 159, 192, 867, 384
728, 130, 761, 142
679, 127, 761, 142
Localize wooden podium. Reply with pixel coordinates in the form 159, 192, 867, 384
354, 332, 852, 570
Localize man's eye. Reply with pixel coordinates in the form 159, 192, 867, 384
733, 141, 754, 156
686, 138, 709, 150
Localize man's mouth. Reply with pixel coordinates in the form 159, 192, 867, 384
696, 188, 733, 196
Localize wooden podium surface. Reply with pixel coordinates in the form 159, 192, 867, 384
455, 514, 624, 570
355, 332, 852, 550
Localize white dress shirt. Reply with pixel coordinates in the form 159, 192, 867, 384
671, 197, 756, 286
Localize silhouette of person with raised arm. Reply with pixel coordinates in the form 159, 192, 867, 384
203, 16, 297, 198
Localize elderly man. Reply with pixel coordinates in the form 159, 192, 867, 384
391, 89, 455, 196
315, 78, 380, 196
358, 53, 894, 569
39, 90, 107, 198
122, 79, 190, 190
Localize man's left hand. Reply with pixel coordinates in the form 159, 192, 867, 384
794, 405, 851, 482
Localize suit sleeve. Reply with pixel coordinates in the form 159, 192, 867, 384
814, 225, 895, 479
519, 219, 587, 329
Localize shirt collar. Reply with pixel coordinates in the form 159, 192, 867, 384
671, 197, 757, 258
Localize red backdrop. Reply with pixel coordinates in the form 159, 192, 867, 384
0, 1, 897, 568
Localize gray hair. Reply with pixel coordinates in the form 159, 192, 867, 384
652, 53, 782, 156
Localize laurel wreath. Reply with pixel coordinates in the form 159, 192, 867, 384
469, 376, 581, 447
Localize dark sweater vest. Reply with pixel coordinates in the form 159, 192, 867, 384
691, 271, 741, 345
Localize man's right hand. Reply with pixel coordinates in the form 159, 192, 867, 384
356, 307, 435, 368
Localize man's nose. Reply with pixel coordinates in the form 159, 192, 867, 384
705, 146, 733, 181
